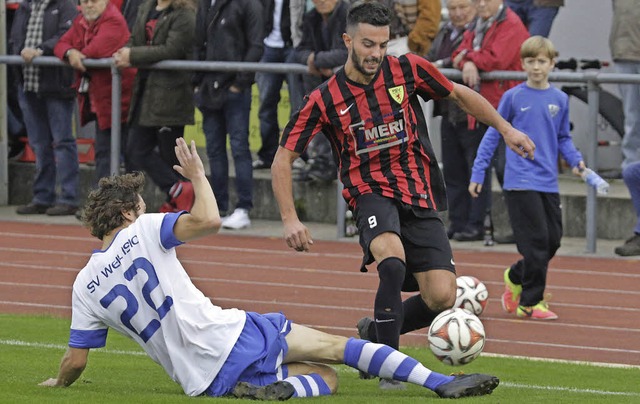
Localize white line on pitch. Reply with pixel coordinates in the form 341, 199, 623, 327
3, 338, 639, 395
488, 338, 640, 354
0, 339, 146, 356
0, 301, 70, 309
500, 381, 640, 397
480, 352, 640, 369
334, 367, 640, 396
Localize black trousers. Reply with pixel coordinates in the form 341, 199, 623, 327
505, 190, 562, 306
126, 124, 183, 194
441, 119, 491, 233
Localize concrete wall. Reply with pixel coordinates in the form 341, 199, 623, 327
9, 160, 634, 240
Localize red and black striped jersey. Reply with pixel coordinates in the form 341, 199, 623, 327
280, 53, 454, 210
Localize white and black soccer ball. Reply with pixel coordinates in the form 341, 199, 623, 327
427, 308, 486, 366
454, 276, 489, 316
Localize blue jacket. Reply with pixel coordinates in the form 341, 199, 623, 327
471, 83, 583, 193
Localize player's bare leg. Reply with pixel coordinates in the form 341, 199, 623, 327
283, 323, 499, 398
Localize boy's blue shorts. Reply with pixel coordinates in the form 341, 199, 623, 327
204, 311, 292, 397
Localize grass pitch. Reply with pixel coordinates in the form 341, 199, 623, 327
1, 314, 638, 403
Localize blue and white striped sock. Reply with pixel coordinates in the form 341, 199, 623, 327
343, 338, 454, 390
283, 373, 332, 397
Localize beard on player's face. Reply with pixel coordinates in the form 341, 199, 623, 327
351, 48, 383, 77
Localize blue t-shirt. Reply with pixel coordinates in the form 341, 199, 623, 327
471, 83, 583, 192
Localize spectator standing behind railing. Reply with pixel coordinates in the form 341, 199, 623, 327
425, 0, 480, 240
289, 0, 348, 111
288, 0, 349, 182
253, 0, 295, 171
193, 0, 265, 230
504, 0, 562, 37
113, 0, 197, 213
9, 0, 80, 216
611, 0, 640, 257
609, 0, 640, 172
366, 0, 441, 57
615, 161, 640, 256
54, 0, 137, 187
450, 0, 529, 242
120, 0, 145, 30
5, 0, 27, 159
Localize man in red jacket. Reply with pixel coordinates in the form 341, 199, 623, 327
449, 0, 529, 242
55, 0, 136, 185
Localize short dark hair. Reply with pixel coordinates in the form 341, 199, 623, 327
347, 1, 393, 33
82, 172, 145, 240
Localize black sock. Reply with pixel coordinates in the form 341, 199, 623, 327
373, 257, 406, 350
368, 294, 441, 340
400, 295, 441, 334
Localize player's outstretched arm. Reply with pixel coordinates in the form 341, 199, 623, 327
172, 138, 222, 242
40, 348, 89, 387
447, 83, 536, 160
271, 146, 314, 252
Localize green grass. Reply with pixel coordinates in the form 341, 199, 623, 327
1, 314, 639, 403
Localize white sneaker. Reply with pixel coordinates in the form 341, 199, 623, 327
222, 208, 251, 229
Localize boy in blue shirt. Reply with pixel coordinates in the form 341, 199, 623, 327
469, 36, 585, 320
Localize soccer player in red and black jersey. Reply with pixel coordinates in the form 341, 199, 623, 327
272, 1, 535, 389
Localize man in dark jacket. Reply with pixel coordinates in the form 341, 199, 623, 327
450, 0, 529, 242
290, 0, 348, 104
10, 0, 80, 216
194, 0, 265, 230
253, 0, 294, 171
113, 0, 197, 213
426, 0, 483, 241
288, 0, 349, 182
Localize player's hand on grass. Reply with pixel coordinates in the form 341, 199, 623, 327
284, 219, 314, 252
39, 378, 60, 387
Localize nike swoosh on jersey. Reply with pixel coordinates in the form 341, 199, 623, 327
520, 106, 531, 111
340, 104, 354, 115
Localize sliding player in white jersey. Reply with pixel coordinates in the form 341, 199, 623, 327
40, 136, 498, 399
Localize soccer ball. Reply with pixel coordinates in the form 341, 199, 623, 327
427, 308, 486, 366
454, 276, 489, 316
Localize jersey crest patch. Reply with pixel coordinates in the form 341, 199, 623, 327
388, 85, 405, 104
548, 104, 560, 117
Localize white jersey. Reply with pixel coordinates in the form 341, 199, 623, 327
69, 213, 246, 396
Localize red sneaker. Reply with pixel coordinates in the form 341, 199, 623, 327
159, 202, 176, 213
516, 301, 558, 320
501, 267, 522, 314
170, 181, 195, 212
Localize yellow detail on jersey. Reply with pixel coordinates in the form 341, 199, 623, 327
388, 85, 405, 104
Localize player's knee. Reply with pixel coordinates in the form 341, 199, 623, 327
421, 287, 456, 311
317, 365, 339, 394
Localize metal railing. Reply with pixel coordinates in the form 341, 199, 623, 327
2, 55, 640, 252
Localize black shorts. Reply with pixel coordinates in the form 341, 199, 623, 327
354, 193, 455, 291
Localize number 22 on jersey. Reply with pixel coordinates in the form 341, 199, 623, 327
99, 257, 173, 342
